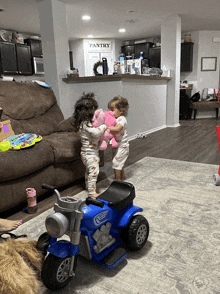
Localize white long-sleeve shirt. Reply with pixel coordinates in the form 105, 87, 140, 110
80, 122, 107, 156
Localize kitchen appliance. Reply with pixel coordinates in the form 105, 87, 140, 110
134, 58, 148, 75
32, 57, 44, 75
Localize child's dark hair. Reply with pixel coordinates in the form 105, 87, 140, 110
74, 92, 98, 129
108, 96, 129, 116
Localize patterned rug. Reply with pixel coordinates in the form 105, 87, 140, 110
14, 156, 220, 294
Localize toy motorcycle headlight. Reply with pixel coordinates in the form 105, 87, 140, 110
45, 212, 69, 238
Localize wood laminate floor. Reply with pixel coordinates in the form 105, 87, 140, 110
5, 118, 220, 222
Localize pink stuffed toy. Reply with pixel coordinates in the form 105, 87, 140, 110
92, 109, 118, 150
103, 111, 118, 148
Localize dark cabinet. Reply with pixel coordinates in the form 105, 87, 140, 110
134, 42, 153, 59
0, 42, 32, 75
121, 45, 135, 57
16, 44, 32, 75
181, 42, 194, 72
0, 42, 18, 75
149, 47, 161, 68
24, 39, 42, 57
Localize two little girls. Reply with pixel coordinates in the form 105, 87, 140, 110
74, 92, 129, 198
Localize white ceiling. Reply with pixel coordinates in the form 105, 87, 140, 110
0, 0, 220, 40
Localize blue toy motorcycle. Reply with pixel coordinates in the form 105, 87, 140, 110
37, 181, 149, 291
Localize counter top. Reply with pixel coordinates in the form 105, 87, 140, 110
62, 74, 171, 84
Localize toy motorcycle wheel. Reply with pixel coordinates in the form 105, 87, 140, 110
213, 174, 220, 185
124, 215, 149, 251
41, 253, 77, 291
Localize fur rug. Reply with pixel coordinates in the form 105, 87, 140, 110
0, 238, 43, 294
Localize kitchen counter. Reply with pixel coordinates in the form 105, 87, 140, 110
62, 74, 171, 84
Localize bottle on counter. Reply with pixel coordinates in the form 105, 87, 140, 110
102, 57, 108, 75
140, 52, 143, 59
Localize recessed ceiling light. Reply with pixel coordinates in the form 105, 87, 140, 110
88, 35, 93, 38
82, 15, 91, 20
119, 28, 126, 33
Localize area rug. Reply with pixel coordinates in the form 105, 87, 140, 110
14, 156, 220, 294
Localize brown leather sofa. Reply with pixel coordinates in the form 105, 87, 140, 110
0, 81, 85, 214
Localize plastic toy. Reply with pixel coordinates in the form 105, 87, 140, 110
0, 119, 15, 142
37, 181, 149, 291
92, 109, 118, 150
0, 133, 42, 152
213, 126, 220, 185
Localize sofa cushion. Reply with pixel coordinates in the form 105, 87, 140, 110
2, 104, 63, 136
0, 140, 54, 182
0, 81, 64, 135
43, 132, 82, 163
57, 117, 77, 133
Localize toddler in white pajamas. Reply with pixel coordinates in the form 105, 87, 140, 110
74, 93, 107, 198
107, 96, 129, 181
80, 122, 107, 196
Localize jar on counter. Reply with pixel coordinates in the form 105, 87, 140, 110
184, 34, 192, 42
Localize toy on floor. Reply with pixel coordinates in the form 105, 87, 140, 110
213, 126, 220, 185
0, 133, 42, 152
38, 181, 149, 291
0, 236, 43, 294
23, 188, 38, 214
92, 109, 118, 150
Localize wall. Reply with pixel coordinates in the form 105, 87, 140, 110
65, 79, 168, 139
69, 39, 85, 76
181, 30, 220, 118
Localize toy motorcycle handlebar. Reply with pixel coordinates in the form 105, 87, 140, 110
42, 184, 104, 208
86, 197, 104, 208
42, 184, 56, 191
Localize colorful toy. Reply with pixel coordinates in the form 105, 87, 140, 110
213, 126, 220, 185
92, 109, 118, 150
0, 133, 42, 152
26, 188, 38, 214
0, 120, 15, 142
38, 181, 149, 291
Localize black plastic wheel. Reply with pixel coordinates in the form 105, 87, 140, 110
123, 215, 149, 251
37, 232, 50, 257
41, 253, 77, 291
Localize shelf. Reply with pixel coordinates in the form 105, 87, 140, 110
62, 74, 171, 84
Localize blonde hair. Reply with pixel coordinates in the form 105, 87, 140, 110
108, 96, 129, 116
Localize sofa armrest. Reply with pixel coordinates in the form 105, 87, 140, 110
57, 116, 77, 132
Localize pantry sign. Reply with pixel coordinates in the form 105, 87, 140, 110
88, 40, 112, 52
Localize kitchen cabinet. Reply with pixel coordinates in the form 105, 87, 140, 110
149, 47, 161, 68
0, 41, 32, 75
121, 45, 135, 57
134, 42, 153, 59
181, 42, 194, 72
0, 42, 18, 75
24, 39, 42, 57
16, 44, 32, 75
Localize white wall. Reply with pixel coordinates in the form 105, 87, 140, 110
69, 39, 85, 76
181, 30, 220, 118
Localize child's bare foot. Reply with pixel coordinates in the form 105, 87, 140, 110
89, 192, 99, 198
0, 219, 22, 233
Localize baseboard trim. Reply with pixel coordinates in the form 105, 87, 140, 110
128, 124, 167, 141
167, 123, 180, 128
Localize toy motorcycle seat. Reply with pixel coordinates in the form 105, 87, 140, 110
98, 181, 135, 211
